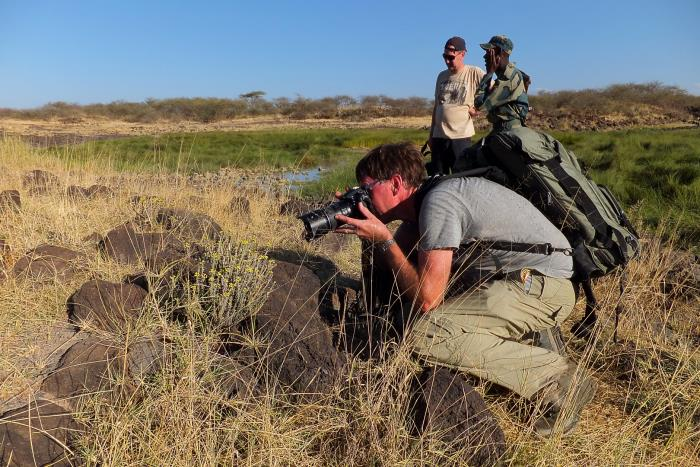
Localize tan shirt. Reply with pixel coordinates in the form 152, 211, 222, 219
432, 65, 486, 139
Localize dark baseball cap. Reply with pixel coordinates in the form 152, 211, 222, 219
444, 36, 466, 51
480, 35, 514, 54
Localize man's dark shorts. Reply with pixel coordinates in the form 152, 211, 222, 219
429, 137, 472, 175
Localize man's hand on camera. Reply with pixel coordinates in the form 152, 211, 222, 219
335, 202, 392, 243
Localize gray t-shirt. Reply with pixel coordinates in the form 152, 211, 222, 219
418, 177, 573, 278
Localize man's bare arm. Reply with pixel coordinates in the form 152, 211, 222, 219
336, 203, 452, 312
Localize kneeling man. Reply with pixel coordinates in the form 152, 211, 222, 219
335, 142, 595, 436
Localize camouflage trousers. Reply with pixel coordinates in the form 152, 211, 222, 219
409, 273, 575, 399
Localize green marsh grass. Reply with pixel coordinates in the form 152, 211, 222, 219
58, 127, 700, 246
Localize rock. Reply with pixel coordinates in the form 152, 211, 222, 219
226, 196, 251, 217
66, 185, 90, 199
249, 260, 345, 395
101, 222, 185, 268
22, 169, 60, 195
125, 336, 171, 380
0, 238, 9, 261
279, 198, 326, 217
409, 366, 506, 466
208, 354, 260, 399
156, 208, 223, 242
67, 184, 113, 200
313, 233, 352, 254
12, 244, 86, 283
0, 399, 82, 466
0, 190, 21, 212
82, 232, 103, 248
67, 279, 148, 333
86, 184, 113, 198
40, 337, 122, 401
661, 250, 700, 299
130, 194, 163, 210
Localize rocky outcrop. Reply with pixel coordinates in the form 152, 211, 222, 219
12, 244, 86, 283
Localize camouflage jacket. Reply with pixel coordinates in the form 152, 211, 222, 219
474, 62, 529, 131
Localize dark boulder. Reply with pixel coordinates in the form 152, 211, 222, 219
12, 244, 85, 283
125, 336, 171, 380
67, 279, 148, 333
22, 169, 60, 195
279, 198, 326, 217
86, 184, 113, 198
157, 208, 223, 241
66, 185, 91, 199
0, 190, 21, 212
661, 250, 700, 299
39, 334, 168, 404
82, 232, 104, 248
409, 366, 506, 466
67, 184, 114, 200
0, 239, 7, 282
226, 196, 251, 217
40, 338, 122, 401
0, 238, 9, 262
0, 399, 82, 466
101, 222, 186, 268
207, 353, 261, 399
249, 260, 345, 395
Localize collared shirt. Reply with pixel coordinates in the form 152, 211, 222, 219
474, 62, 529, 131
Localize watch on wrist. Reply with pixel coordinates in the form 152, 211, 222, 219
376, 238, 395, 253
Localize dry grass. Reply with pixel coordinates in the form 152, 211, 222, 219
1, 136, 698, 465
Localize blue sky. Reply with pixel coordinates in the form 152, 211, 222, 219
1, 0, 698, 108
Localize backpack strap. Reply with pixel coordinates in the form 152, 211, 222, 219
540, 157, 624, 260
485, 240, 573, 256
414, 166, 505, 211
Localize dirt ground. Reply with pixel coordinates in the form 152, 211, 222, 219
1, 111, 696, 146
0, 116, 433, 145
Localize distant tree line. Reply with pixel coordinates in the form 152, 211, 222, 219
1, 83, 697, 123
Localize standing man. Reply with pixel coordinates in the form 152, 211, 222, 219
473, 35, 530, 132
429, 36, 485, 175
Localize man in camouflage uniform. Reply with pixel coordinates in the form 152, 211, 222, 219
473, 35, 530, 132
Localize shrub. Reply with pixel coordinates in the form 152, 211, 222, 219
189, 236, 274, 334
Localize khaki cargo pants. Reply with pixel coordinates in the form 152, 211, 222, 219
409, 273, 576, 399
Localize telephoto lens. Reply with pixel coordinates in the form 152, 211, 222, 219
298, 187, 371, 241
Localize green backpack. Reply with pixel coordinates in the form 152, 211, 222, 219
462, 127, 641, 338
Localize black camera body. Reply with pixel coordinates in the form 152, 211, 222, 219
299, 187, 372, 241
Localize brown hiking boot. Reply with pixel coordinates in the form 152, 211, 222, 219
532, 366, 597, 437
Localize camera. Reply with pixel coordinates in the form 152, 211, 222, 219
298, 187, 372, 241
